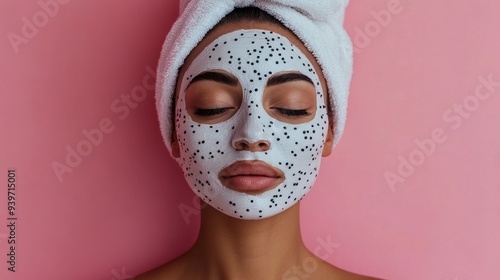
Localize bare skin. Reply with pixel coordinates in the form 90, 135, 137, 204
134, 21, 381, 280
134, 204, 379, 280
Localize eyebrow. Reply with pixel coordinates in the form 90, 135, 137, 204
189, 71, 239, 86
266, 73, 314, 86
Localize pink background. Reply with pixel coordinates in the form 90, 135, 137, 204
1, 0, 499, 279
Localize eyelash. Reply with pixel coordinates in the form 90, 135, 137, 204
194, 108, 310, 117
276, 108, 310, 117
194, 108, 230, 116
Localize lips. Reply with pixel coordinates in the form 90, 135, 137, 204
218, 161, 285, 193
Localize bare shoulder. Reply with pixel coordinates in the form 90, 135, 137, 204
315, 258, 383, 280
329, 267, 383, 280
131, 253, 383, 280
131, 254, 189, 280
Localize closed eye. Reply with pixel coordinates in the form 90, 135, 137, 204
194, 108, 231, 116
276, 108, 311, 117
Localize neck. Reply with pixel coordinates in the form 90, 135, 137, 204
189, 202, 310, 280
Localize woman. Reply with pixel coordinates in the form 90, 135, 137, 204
136, 1, 380, 279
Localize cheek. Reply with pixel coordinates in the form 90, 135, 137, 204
175, 104, 235, 166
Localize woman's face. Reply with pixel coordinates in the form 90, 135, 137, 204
171, 21, 334, 220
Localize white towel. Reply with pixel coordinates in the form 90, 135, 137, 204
156, 0, 353, 157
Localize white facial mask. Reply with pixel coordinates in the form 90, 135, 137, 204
175, 29, 329, 219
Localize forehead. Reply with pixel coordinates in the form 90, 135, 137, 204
182, 29, 319, 88
176, 21, 327, 95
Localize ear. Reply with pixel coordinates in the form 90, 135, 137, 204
321, 122, 334, 157
171, 132, 181, 158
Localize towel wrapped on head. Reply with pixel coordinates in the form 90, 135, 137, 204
156, 0, 353, 157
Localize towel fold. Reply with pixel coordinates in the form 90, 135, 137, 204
156, 0, 353, 157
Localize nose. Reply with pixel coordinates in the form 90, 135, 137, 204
231, 100, 271, 152
234, 139, 271, 152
